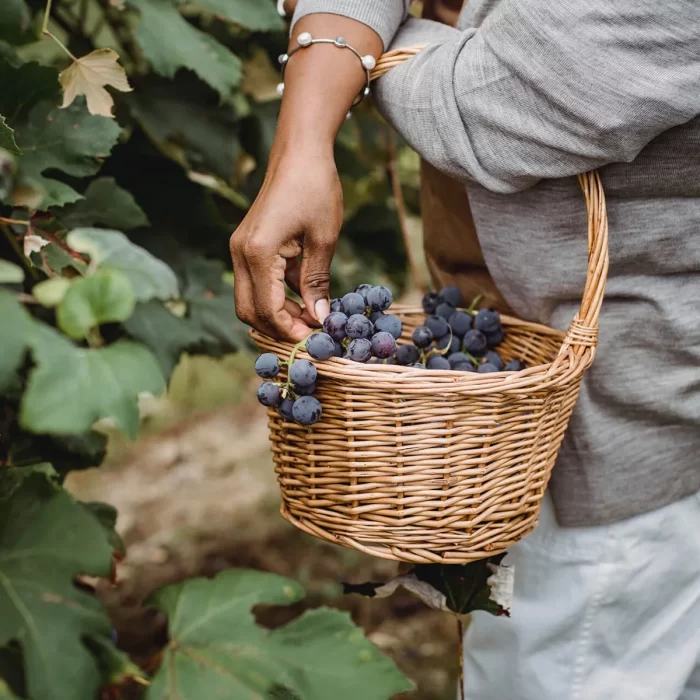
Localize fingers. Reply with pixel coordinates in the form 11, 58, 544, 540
300, 232, 335, 323
231, 230, 312, 342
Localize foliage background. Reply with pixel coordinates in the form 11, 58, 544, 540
0, 0, 461, 698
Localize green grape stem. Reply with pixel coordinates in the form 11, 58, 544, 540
466, 294, 483, 314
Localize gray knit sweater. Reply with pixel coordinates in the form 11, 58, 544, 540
293, 0, 700, 527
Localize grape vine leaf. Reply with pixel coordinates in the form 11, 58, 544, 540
0, 55, 58, 124
0, 115, 19, 155
128, 0, 242, 100
20, 322, 165, 438
0, 291, 31, 391
56, 177, 149, 230
56, 269, 136, 340
0, 471, 115, 700
0, 259, 24, 283
11, 100, 121, 209
123, 299, 210, 378
0, 0, 36, 44
66, 228, 179, 301
192, 0, 285, 31
59, 48, 132, 118
145, 569, 413, 700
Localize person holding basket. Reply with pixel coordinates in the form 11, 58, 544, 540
230, 1, 700, 698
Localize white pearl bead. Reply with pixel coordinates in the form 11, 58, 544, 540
361, 54, 376, 70
278, 53, 288, 65
297, 31, 313, 47
345, 111, 352, 120
276, 82, 285, 96
334, 36, 346, 47
363, 86, 371, 97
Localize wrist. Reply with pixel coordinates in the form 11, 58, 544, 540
269, 130, 335, 168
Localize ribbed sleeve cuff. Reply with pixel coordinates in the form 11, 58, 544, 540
291, 0, 409, 51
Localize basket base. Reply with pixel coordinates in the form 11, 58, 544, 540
280, 501, 538, 564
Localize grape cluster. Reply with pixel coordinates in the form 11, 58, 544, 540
254, 283, 525, 425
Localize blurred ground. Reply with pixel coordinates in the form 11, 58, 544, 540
67, 348, 461, 700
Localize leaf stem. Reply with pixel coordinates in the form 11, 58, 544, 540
0, 216, 30, 227
0, 223, 39, 280
42, 0, 78, 60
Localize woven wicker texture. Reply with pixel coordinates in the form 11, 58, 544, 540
252, 48, 610, 564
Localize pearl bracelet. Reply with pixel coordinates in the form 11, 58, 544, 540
277, 32, 377, 118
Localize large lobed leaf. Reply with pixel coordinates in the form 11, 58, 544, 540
20, 322, 165, 438
66, 228, 179, 302
193, 0, 285, 32
128, 0, 242, 100
0, 291, 31, 392
0, 116, 19, 155
145, 569, 413, 700
0, 470, 114, 700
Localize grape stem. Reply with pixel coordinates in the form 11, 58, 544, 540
466, 295, 483, 314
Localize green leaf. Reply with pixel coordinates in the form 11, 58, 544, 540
123, 299, 210, 378
0, 678, 21, 699
0, 0, 36, 44
0, 290, 30, 391
32, 277, 70, 307
0, 471, 114, 700
129, 74, 241, 183
0, 115, 19, 155
0, 56, 58, 123
8, 430, 108, 475
0, 259, 24, 283
11, 100, 121, 209
57, 269, 136, 340
128, 0, 242, 99
66, 228, 179, 301
145, 569, 412, 700
84, 635, 147, 686
193, 0, 284, 31
20, 323, 165, 438
56, 177, 150, 230
81, 502, 125, 557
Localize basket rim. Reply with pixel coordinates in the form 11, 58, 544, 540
251, 306, 589, 396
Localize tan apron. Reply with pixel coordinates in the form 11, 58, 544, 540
419, 0, 514, 314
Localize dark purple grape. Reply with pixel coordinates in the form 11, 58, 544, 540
333, 341, 343, 357
448, 352, 472, 369
375, 313, 402, 339
448, 310, 472, 338
425, 314, 450, 340
485, 327, 505, 348
463, 329, 488, 356
341, 292, 366, 316
323, 311, 348, 341
366, 285, 393, 311
504, 359, 525, 372
293, 382, 316, 396
407, 362, 425, 368
439, 285, 463, 308
306, 332, 336, 360
396, 344, 420, 365
278, 397, 295, 420
474, 309, 501, 334
371, 332, 397, 359
254, 353, 280, 379
427, 355, 450, 370
384, 356, 397, 365
355, 283, 373, 300
292, 396, 322, 425
369, 310, 384, 323
482, 350, 504, 370
289, 359, 317, 387
436, 302, 456, 320
422, 292, 439, 315
346, 314, 374, 339
412, 326, 434, 348
346, 338, 372, 363
257, 382, 281, 407
477, 362, 499, 374
453, 360, 476, 372
437, 334, 460, 355
330, 298, 343, 312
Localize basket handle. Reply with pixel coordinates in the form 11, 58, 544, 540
370, 46, 610, 355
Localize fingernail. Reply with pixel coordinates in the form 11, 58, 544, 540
315, 299, 330, 322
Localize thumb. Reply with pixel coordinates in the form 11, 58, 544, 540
300, 233, 334, 323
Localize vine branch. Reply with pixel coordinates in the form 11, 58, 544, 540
42, 0, 78, 60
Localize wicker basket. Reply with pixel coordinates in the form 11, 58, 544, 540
251, 48, 609, 565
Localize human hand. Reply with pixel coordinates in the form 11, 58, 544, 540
230, 149, 342, 342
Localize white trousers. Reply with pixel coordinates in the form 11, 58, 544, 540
463, 491, 700, 700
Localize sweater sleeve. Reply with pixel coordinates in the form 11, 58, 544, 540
291, 0, 411, 51
371, 0, 700, 192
